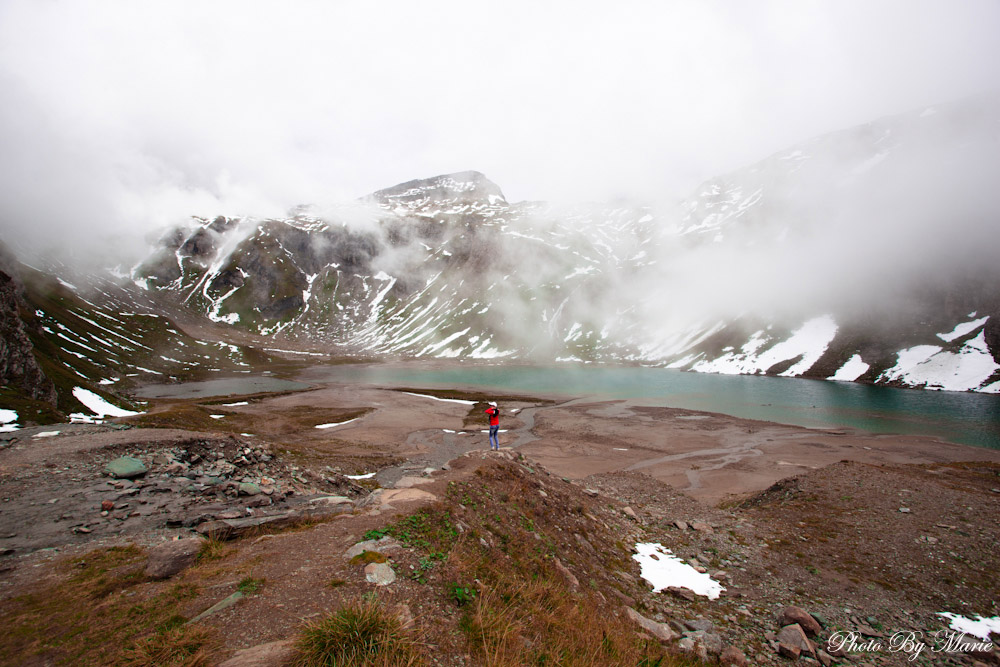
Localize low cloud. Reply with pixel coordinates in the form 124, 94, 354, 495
1, 0, 999, 272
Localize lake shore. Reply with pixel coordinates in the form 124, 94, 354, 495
184, 377, 1000, 506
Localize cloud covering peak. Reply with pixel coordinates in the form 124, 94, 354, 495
1, 0, 999, 265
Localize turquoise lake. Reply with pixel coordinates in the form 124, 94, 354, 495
308, 363, 1000, 450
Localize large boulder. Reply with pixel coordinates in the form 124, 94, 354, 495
145, 537, 204, 579
196, 513, 294, 540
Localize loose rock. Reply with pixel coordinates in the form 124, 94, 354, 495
364, 562, 395, 586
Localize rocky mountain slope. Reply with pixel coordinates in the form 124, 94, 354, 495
0, 252, 284, 429
128, 98, 1000, 393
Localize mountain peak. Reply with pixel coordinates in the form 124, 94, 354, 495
367, 171, 507, 206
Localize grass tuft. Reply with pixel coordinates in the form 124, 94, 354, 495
196, 537, 232, 562
293, 598, 424, 667
121, 624, 216, 667
237, 577, 265, 595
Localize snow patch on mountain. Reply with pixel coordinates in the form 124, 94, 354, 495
937, 315, 989, 342
829, 354, 871, 382
879, 332, 999, 391
692, 316, 838, 377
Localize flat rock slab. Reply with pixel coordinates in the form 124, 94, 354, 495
216, 639, 297, 667
189, 591, 244, 624
105, 456, 147, 479
393, 476, 433, 489
145, 537, 204, 579
196, 513, 295, 540
377, 488, 436, 508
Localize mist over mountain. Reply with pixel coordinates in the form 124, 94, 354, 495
3, 97, 999, 422
119, 98, 1000, 393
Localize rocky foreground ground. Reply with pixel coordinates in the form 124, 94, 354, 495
1, 391, 999, 666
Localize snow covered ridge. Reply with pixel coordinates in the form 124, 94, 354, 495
655, 313, 999, 393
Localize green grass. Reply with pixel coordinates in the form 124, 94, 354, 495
293, 598, 424, 667
237, 577, 265, 595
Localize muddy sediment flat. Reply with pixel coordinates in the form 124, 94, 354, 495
128, 378, 1000, 506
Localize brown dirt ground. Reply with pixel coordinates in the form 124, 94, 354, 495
2, 381, 999, 666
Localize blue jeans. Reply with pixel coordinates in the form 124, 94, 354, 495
489, 425, 499, 450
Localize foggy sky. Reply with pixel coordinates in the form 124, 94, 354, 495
1, 0, 999, 265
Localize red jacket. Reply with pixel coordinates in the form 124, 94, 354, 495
485, 407, 499, 426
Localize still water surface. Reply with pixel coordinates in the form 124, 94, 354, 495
134, 376, 310, 399
310, 364, 1000, 450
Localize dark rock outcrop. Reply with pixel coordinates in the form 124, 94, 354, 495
0, 264, 56, 405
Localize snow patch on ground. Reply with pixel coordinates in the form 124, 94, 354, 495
937, 613, 1000, 641
34, 431, 60, 438
829, 354, 870, 382
71, 387, 141, 420
315, 418, 359, 429
403, 392, 475, 405
263, 348, 328, 357
0, 409, 17, 426
346, 472, 377, 480
632, 543, 724, 599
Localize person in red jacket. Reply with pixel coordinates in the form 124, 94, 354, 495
485, 401, 500, 450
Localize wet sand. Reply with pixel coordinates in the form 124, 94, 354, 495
213, 382, 1000, 506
